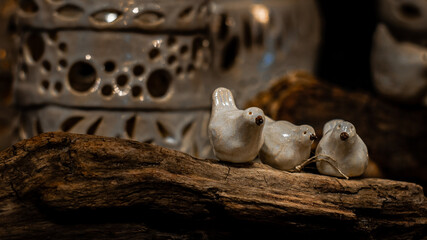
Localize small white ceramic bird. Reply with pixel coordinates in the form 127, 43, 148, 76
316, 119, 369, 178
208, 87, 265, 163
260, 117, 317, 171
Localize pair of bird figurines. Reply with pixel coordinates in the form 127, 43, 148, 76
208, 87, 369, 178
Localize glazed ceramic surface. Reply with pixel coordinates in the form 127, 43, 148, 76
316, 119, 369, 178
208, 87, 265, 163
260, 117, 316, 170
371, 24, 427, 103
14, 0, 321, 157
373, 0, 427, 105
378, 0, 427, 33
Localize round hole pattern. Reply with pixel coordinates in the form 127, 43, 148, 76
133, 65, 144, 76
116, 74, 128, 87
104, 60, 115, 72
48, 31, 58, 41
132, 86, 143, 97
147, 69, 172, 98
167, 55, 177, 65
54, 82, 63, 92
176, 66, 183, 75
187, 64, 195, 73
41, 80, 49, 90
42, 60, 51, 71
400, 3, 421, 19
149, 48, 160, 59
59, 42, 67, 52
68, 61, 97, 92
101, 85, 113, 96
180, 45, 189, 55
167, 36, 176, 47
59, 59, 68, 67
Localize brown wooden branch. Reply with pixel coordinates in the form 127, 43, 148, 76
0, 132, 426, 239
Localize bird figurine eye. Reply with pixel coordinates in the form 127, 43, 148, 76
337, 124, 341, 129
303, 131, 307, 135
249, 112, 252, 115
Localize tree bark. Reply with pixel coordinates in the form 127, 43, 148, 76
0, 132, 426, 239
246, 72, 427, 189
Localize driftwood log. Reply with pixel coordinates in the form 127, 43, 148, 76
0, 132, 426, 239
246, 72, 427, 189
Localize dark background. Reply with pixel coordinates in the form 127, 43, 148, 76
316, 1, 378, 92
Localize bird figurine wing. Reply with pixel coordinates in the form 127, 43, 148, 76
211, 87, 238, 114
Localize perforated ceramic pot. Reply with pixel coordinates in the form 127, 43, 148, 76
14, 0, 321, 157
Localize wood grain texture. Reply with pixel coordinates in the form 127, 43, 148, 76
0, 132, 426, 239
246, 72, 427, 189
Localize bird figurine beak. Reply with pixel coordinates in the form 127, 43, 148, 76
255, 115, 264, 126
340, 132, 349, 141
310, 133, 317, 141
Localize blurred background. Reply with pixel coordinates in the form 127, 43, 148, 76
0, 0, 426, 190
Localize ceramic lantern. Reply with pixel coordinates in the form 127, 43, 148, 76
14, 0, 321, 157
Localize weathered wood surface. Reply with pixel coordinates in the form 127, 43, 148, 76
0, 132, 426, 239
246, 72, 427, 189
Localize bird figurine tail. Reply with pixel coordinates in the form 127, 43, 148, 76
211, 87, 238, 114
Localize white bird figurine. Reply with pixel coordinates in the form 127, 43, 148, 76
208, 87, 265, 163
260, 117, 317, 171
371, 24, 427, 103
316, 119, 369, 178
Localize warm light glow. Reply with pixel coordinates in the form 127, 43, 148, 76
132, 8, 139, 14
0, 49, 6, 59
251, 4, 269, 24
105, 13, 118, 23
85, 54, 92, 60
152, 39, 162, 48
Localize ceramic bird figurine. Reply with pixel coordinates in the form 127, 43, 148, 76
371, 24, 427, 103
316, 119, 368, 178
259, 117, 317, 170
208, 87, 265, 163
